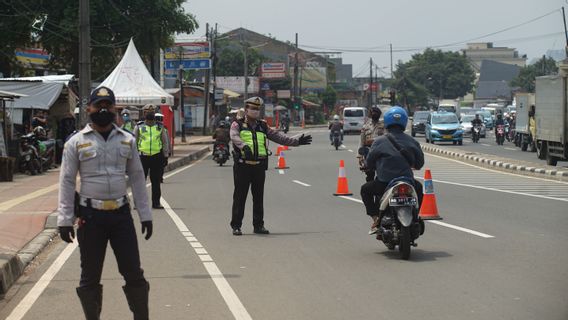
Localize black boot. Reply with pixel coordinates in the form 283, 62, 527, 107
76, 284, 103, 320
123, 281, 150, 320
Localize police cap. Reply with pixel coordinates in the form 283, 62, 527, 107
143, 104, 156, 112
244, 96, 263, 108
89, 86, 115, 105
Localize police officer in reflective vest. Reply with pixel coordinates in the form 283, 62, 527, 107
230, 97, 312, 235
58, 86, 153, 320
134, 105, 169, 209
121, 109, 135, 133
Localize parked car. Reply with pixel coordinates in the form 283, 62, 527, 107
425, 111, 463, 145
460, 114, 486, 138
411, 111, 430, 137
342, 107, 367, 133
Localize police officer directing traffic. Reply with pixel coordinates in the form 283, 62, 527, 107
134, 105, 169, 209
230, 97, 312, 235
57, 86, 153, 320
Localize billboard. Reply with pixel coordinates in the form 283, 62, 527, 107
15, 48, 50, 67
164, 42, 210, 60
300, 67, 326, 90
215, 76, 259, 94
261, 62, 286, 79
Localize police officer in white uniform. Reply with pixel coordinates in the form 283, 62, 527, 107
58, 86, 153, 320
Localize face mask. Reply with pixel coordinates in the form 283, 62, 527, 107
122, 115, 130, 121
247, 109, 260, 119
145, 112, 155, 121
90, 109, 115, 127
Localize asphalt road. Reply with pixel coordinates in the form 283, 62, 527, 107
415, 130, 568, 168
1, 130, 567, 320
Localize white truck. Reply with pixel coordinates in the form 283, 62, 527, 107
513, 92, 535, 151
534, 72, 568, 166
438, 99, 458, 113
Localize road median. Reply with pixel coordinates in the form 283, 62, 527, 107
421, 144, 568, 182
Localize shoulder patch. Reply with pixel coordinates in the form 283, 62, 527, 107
77, 142, 92, 150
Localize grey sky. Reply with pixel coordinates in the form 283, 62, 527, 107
182, 0, 564, 77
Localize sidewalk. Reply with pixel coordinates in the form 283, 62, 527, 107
0, 136, 211, 296
421, 144, 568, 182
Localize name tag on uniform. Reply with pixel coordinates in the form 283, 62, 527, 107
121, 141, 130, 146
77, 142, 92, 150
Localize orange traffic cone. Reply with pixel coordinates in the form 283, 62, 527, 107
419, 169, 442, 220
275, 146, 283, 156
283, 145, 290, 151
275, 150, 289, 169
333, 160, 353, 196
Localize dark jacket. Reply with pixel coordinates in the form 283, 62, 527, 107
366, 128, 424, 183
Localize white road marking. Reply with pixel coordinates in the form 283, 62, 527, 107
5, 153, 212, 318
161, 198, 252, 320
293, 180, 311, 187
348, 149, 354, 153
340, 144, 346, 149
6, 242, 78, 320
0, 183, 59, 212
481, 144, 491, 147
504, 147, 517, 151
279, 170, 285, 175
336, 196, 493, 238
427, 221, 494, 238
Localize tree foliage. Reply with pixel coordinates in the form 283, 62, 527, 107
0, 0, 198, 79
321, 85, 337, 108
393, 48, 475, 106
511, 56, 558, 93
216, 45, 265, 77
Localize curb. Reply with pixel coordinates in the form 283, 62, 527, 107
0, 146, 210, 296
421, 145, 568, 182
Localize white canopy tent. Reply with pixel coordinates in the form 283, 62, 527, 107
99, 39, 173, 106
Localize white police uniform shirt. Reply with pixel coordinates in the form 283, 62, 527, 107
57, 124, 152, 227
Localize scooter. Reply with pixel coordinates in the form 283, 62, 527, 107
213, 142, 230, 166
375, 177, 424, 260
332, 130, 342, 150
496, 125, 505, 145
472, 125, 481, 143
19, 133, 42, 175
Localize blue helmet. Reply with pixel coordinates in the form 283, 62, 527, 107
384, 106, 408, 130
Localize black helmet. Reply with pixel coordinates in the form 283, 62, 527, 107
370, 106, 381, 115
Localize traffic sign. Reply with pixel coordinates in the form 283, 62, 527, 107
165, 59, 211, 70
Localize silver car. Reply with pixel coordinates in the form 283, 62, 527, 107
460, 114, 486, 138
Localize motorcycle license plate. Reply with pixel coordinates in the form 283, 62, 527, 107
443, 135, 453, 139
389, 197, 417, 206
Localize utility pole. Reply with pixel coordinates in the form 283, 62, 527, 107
563, 7, 568, 59
211, 23, 218, 117
390, 43, 393, 79
78, 0, 91, 129
179, 64, 186, 142
241, 30, 248, 100
374, 65, 378, 105
369, 58, 373, 107
203, 23, 211, 135
293, 33, 299, 110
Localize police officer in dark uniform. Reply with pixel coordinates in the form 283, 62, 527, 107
134, 105, 169, 209
58, 86, 153, 320
230, 97, 312, 235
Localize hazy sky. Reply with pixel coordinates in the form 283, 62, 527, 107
182, 0, 564, 77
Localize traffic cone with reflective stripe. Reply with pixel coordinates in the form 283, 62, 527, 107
275, 150, 289, 169
333, 160, 353, 196
419, 169, 442, 220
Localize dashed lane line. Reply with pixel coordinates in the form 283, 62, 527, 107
292, 180, 311, 187
161, 197, 253, 320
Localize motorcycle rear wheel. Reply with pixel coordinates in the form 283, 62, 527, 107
399, 226, 411, 260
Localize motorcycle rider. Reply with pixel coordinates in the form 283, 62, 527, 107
359, 106, 385, 182
494, 113, 505, 142
281, 113, 290, 132
471, 114, 483, 136
360, 106, 424, 234
213, 120, 231, 159
328, 115, 343, 145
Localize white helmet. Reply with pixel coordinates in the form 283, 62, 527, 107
333, 115, 340, 121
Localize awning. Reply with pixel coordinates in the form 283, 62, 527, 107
302, 99, 320, 108
0, 81, 63, 110
0, 90, 28, 99
223, 88, 241, 98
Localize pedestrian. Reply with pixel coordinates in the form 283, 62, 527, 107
230, 96, 312, 235
57, 86, 153, 320
134, 105, 169, 209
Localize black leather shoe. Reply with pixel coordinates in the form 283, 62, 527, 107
152, 205, 164, 209
232, 229, 242, 236
253, 227, 270, 234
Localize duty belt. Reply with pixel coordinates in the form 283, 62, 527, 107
139, 151, 160, 156
80, 195, 129, 211
237, 158, 266, 165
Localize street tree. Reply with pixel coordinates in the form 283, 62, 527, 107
511, 56, 558, 92
394, 48, 475, 104
321, 85, 337, 109
216, 46, 265, 76
0, 0, 198, 79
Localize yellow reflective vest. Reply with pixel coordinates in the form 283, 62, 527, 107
237, 120, 268, 159
137, 124, 163, 156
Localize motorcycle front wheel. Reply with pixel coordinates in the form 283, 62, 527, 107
399, 226, 411, 260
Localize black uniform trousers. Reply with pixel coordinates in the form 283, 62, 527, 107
77, 205, 145, 288
140, 153, 164, 207
361, 178, 424, 216
231, 161, 266, 229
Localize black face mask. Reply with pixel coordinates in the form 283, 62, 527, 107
145, 112, 155, 121
90, 109, 116, 127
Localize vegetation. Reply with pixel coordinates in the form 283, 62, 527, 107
511, 56, 558, 92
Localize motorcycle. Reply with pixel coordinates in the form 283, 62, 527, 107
19, 133, 42, 175
213, 142, 230, 166
376, 177, 424, 260
472, 125, 481, 143
332, 130, 342, 150
496, 125, 505, 145
280, 121, 290, 134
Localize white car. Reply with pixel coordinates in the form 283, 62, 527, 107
460, 114, 486, 138
342, 107, 367, 133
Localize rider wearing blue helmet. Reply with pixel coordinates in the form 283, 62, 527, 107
360, 106, 425, 233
